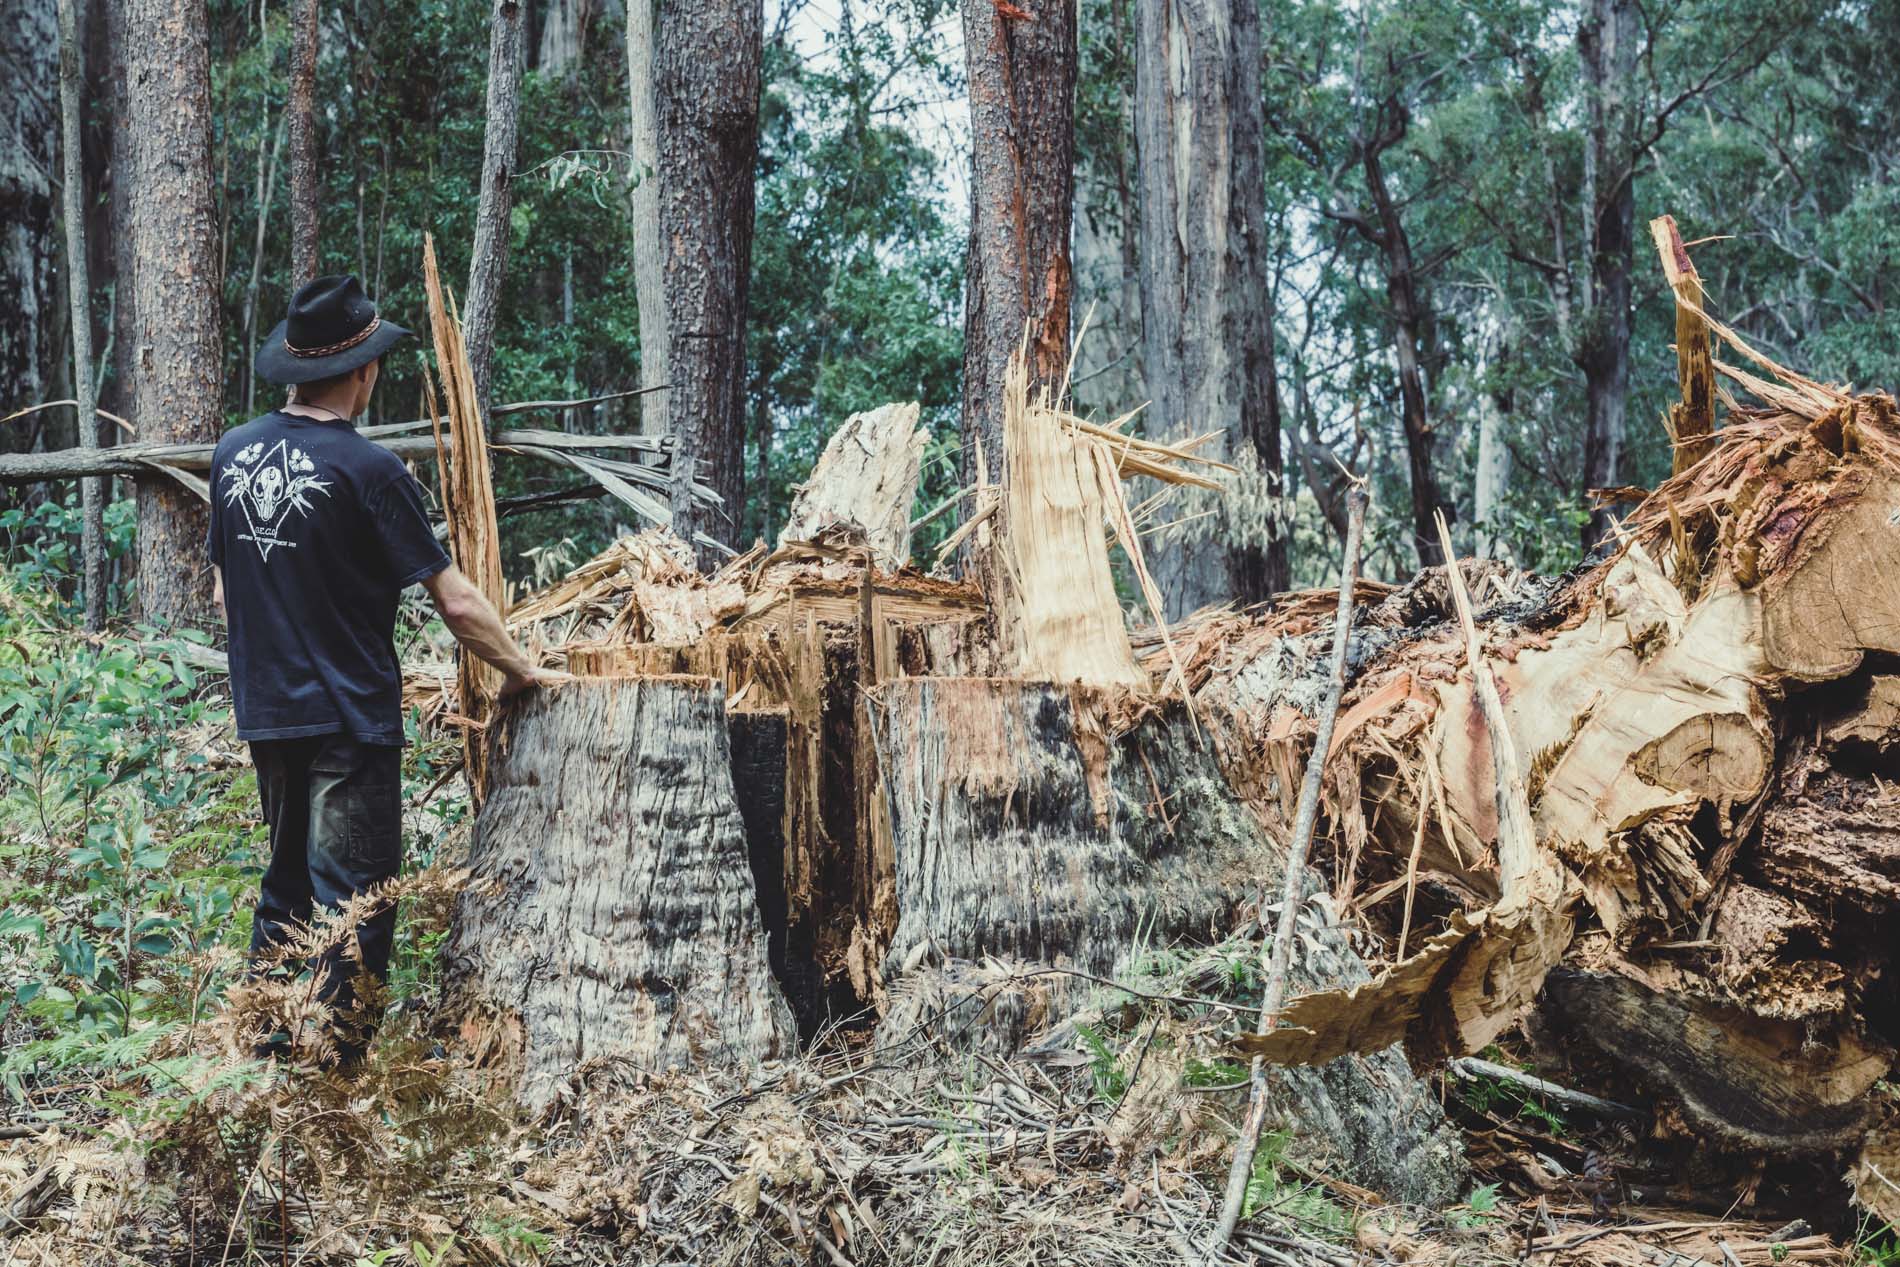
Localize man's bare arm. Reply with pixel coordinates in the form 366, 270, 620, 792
213, 565, 226, 624
421, 566, 567, 698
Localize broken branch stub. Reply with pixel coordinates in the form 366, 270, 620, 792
777, 402, 927, 568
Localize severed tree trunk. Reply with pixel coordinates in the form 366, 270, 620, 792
464, 0, 525, 420
868, 679, 1465, 1204
286, 0, 319, 285
123, 0, 221, 627
626, 0, 668, 438
960, 0, 1077, 493
1577, 0, 1639, 551
647, 0, 761, 561
444, 677, 795, 1110
0, 0, 57, 442
57, 0, 105, 629
1133, 0, 1287, 617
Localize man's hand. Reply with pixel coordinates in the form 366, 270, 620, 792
498, 665, 575, 700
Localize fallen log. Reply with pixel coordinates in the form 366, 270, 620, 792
442, 676, 795, 1108
1175, 305, 1900, 1191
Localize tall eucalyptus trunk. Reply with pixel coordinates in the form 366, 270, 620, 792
1578, 0, 1640, 551
626, 0, 668, 437
58, 0, 105, 628
286, 0, 319, 284
123, 0, 221, 627
960, 0, 1078, 490
652, 0, 762, 560
0, 0, 58, 447
465, 0, 525, 421
1133, 0, 1288, 617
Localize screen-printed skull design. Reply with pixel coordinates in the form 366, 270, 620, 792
220, 437, 333, 561
253, 465, 286, 520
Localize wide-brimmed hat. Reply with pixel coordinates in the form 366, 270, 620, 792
255, 274, 411, 385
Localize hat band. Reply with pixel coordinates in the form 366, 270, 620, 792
285, 316, 381, 359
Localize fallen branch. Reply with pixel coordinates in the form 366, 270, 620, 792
1446, 1056, 1642, 1121
1205, 484, 1368, 1264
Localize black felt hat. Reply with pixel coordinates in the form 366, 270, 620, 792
254, 274, 411, 385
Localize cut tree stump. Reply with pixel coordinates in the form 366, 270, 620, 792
443, 677, 794, 1108
866, 676, 1466, 1204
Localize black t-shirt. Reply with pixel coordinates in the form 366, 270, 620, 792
205, 411, 451, 744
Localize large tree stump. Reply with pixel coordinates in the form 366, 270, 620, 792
444, 677, 794, 1108
865, 677, 1465, 1203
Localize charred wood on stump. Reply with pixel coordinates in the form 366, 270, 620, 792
444, 677, 794, 1108
867, 677, 1465, 1204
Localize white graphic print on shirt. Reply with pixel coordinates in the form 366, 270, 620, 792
221, 439, 332, 560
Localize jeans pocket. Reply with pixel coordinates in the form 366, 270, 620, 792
311, 739, 403, 876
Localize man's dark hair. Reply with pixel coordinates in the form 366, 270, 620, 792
290, 366, 362, 401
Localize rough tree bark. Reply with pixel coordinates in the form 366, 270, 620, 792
626, 0, 668, 438
286, 0, 319, 285
960, 0, 1077, 493
0, 0, 57, 435
652, 0, 761, 561
123, 0, 221, 627
58, 0, 105, 629
868, 680, 1465, 1204
1577, 0, 1639, 550
464, 0, 525, 421
444, 678, 795, 1110
1134, 0, 1288, 618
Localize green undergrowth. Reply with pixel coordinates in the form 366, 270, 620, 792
0, 517, 469, 1126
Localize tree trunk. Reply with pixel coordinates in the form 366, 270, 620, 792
537, 0, 594, 78
960, 0, 1077, 493
1473, 323, 1512, 560
626, 0, 668, 438
652, 0, 761, 561
286, 0, 319, 285
103, 0, 138, 435
0, 0, 58, 439
1577, 0, 1639, 551
464, 0, 525, 421
123, 0, 221, 628
1133, 0, 1288, 618
443, 677, 795, 1110
57, 0, 105, 629
868, 679, 1465, 1204
1361, 107, 1444, 569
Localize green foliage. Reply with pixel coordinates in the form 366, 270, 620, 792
1452, 1050, 1571, 1137
1073, 1021, 1130, 1102
1182, 1057, 1250, 1088
1857, 1217, 1900, 1267
1447, 1181, 1504, 1229
0, 539, 465, 1098
1240, 1129, 1355, 1236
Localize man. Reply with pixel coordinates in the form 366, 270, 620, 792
208, 274, 560, 1066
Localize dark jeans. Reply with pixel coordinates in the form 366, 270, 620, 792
249, 733, 403, 1065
